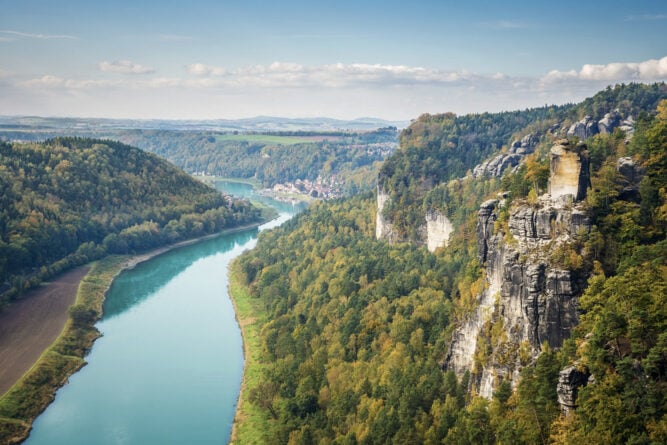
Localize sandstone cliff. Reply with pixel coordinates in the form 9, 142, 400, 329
376, 186, 454, 253
445, 143, 592, 397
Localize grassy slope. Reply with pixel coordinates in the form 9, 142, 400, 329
228, 260, 271, 445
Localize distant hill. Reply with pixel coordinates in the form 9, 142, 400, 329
0, 115, 407, 133
0, 117, 403, 195
0, 137, 262, 305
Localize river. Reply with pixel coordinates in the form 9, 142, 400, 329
25, 181, 305, 445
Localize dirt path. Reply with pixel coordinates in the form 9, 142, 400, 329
0, 266, 89, 397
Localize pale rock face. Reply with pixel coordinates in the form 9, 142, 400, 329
548, 142, 590, 202
598, 110, 621, 135
567, 116, 598, 140
376, 186, 396, 241
426, 211, 454, 253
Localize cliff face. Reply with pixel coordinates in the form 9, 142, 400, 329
426, 211, 454, 253
376, 186, 453, 253
376, 185, 398, 242
446, 144, 592, 397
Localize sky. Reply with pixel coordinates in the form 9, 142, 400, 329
1, 0, 666, 121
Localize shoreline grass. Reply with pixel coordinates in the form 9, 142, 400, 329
228, 260, 271, 445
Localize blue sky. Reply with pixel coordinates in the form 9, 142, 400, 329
1, 0, 666, 120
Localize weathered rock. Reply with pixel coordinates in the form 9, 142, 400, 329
426, 210, 454, 253
567, 116, 599, 140
473, 153, 523, 178
617, 157, 645, 202
557, 365, 590, 415
509, 133, 538, 155
617, 157, 644, 184
619, 116, 635, 140
598, 110, 621, 135
473, 134, 538, 178
477, 199, 499, 263
446, 190, 591, 398
376, 186, 398, 242
548, 141, 591, 201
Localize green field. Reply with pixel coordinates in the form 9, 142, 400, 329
214, 134, 329, 145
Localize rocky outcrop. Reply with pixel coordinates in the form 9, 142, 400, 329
567, 116, 598, 140
445, 143, 592, 398
598, 110, 621, 135
426, 210, 454, 253
619, 116, 635, 140
473, 134, 537, 178
557, 365, 591, 415
377, 194, 454, 252
548, 140, 590, 202
566, 110, 635, 141
376, 186, 398, 242
617, 156, 645, 202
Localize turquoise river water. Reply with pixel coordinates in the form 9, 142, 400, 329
25, 182, 305, 445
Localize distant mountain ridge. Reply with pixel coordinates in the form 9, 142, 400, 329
0, 115, 407, 133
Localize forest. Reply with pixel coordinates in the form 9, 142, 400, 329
380, 83, 667, 241
0, 126, 399, 195
0, 137, 263, 307
232, 85, 666, 444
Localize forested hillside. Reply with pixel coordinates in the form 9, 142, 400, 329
231, 86, 666, 443
380, 83, 667, 241
0, 127, 399, 195
0, 137, 262, 306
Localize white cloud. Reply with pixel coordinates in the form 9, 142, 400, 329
542, 56, 667, 83
187, 63, 227, 76
185, 61, 484, 88
7, 55, 667, 120
0, 30, 76, 40
99, 60, 155, 75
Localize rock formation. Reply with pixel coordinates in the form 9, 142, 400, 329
597, 110, 621, 135
567, 116, 598, 140
617, 156, 645, 202
376, 185, 398, 242
377, 187, 454, 252
426, 210, 454, 253
548, 140, 591, 202
557, 365, 591, 415
446, 142, 592, 398
473, 133, 537, 178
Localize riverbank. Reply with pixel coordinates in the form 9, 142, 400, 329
0, 219, 269, 444
228, 260, 272, 445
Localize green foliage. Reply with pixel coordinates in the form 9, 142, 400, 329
545, 99, 667, 444
0, 137, 262, 304
94, 128, 397, 192
229, 87, 667, 444
234, 194, 484, 443
379, 83, 667, 241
